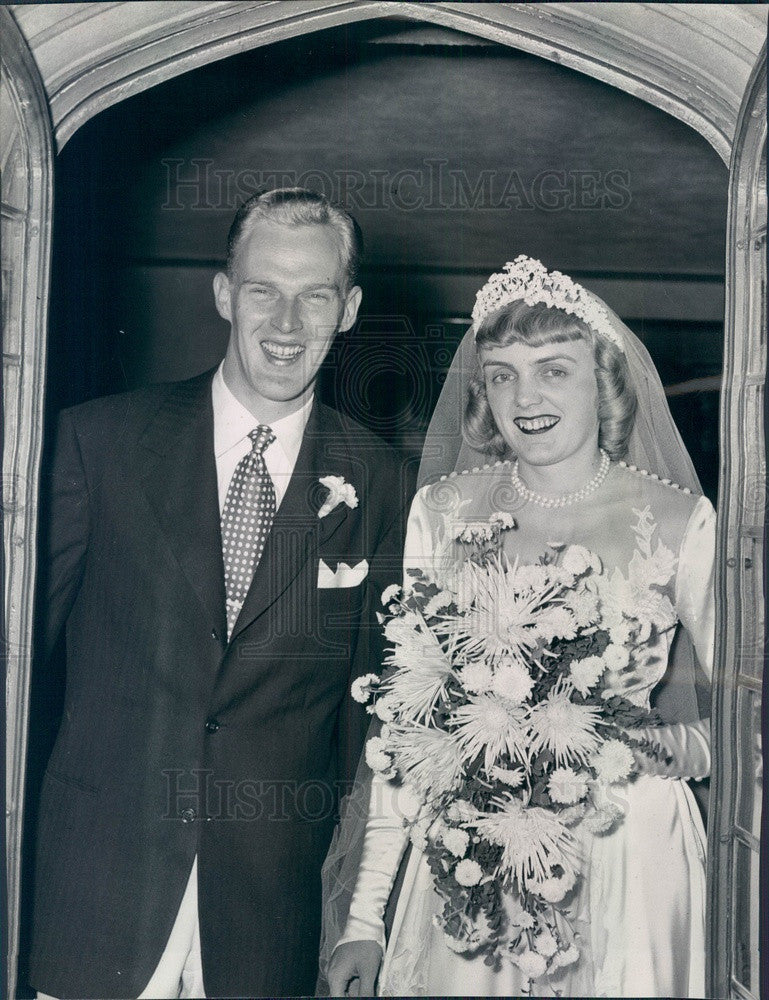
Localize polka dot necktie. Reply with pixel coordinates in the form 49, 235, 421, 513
221, 425, 276, 636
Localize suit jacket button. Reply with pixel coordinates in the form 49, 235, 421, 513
205, 718, 220, 733
211, 628, 219, 640
180, 807, 196, 823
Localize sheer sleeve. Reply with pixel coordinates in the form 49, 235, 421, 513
630, 496, 716, 780
674, 495, 717, 681
333, 487, 439, 951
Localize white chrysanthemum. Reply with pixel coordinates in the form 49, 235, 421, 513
444, 554, 561, 666
569, 655, 605, 696
452, 696, 530, 771
388, 725, 464, 796
514, 563, 552, 592
609, 619, 635, 646
532, 876, 568, 903
455, 858, 483, 886
591, 739, 635, 784
532, 866, 577, 902
381, 583, 401, 606
566, 589, 601, 628
409, 816, 432, 851
451, 560, 481, 613
584, 802, 624, 834
603, 643, 631, 672
552, 565, 579, 586
561, 544, 594, 576
510, 909, 535, 930
473, 796, 574, 886
552, 944, 580, 969
490, 511, 515, 529
424, 590, 454, 617
534, 928, 558, 958
384, 612, 422, 644
511, 949, 548, 980
365, 736, 392, 773
373, 694, 396, 722
537, 606, 577, 642
527, 678, 602, 766
384, 629, 453, 723
547, 766, 588, 805
446, 799, 480, 824
351, 673, 379, 703
492, 659, 535, 704
442, 827, 470, 858
491, 765, 526, 788
558, 801, 587, 827
461, 661, 494, 694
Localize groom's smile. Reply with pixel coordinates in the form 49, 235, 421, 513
213, 214, 362, 421
260, 339, 306, 365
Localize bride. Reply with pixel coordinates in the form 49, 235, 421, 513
320, 257, 714, 998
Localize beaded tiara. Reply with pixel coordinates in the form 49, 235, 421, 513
470, 255, 624, 352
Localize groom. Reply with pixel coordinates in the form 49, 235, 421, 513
30, 188, 410, 998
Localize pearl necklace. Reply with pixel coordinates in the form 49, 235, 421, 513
512, 449, 611, 508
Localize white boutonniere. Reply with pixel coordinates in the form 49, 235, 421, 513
317, 475, 359, 518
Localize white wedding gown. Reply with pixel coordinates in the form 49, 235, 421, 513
335, 461, 715, 998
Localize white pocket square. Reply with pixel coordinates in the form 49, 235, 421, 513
317, 558, 369, 589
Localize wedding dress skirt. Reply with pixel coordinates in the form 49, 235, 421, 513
332, 466, 714, 998
366, 771, 706, 997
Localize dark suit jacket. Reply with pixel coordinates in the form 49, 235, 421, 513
29, 370, 412, 998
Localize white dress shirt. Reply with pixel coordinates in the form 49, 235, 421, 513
212, 363, 313, 512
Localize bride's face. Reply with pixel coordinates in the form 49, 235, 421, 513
480, 337, 600, 468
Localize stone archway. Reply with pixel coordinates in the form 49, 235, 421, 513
3, 6, 766, 997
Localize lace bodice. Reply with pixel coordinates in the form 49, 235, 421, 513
404, 461, 716, 705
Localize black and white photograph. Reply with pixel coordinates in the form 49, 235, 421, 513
2, 3, 766, 998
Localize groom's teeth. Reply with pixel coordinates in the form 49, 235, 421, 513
262, 341, 305, 361
515, 416, 560, 433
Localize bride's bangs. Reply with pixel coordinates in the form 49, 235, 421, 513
475, 300, 591, 350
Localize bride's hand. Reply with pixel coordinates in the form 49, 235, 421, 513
327, 940, 383, 997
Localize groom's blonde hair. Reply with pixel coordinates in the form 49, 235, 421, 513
464, 300, 637, 460
225, 187, 363, 291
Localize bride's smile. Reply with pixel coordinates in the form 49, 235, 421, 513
480, 338, 601, 491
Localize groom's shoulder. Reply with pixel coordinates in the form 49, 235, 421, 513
58, 370, 214, 449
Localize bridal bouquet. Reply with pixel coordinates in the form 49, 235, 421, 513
352, 516, 670, 987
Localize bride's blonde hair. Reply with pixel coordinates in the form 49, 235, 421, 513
464, 299, 636, 459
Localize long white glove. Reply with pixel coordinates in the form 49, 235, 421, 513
334, 771, 412, 953
627, 718, 711, 780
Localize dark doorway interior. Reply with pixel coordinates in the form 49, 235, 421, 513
21, 17, 726, 993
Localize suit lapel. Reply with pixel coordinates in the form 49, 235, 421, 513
229, 402, 350, 642
137, 371, 228, 640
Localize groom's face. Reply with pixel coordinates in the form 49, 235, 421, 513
214, 217, 361, 420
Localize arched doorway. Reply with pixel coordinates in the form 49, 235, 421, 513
3, 6, 765, 998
